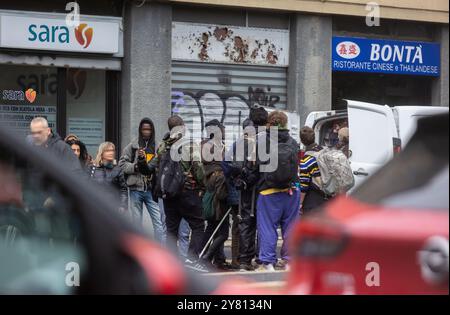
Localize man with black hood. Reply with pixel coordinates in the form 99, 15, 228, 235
137, 115, 207, 272
199, 119, 231, 270
119, 117, 165, 243
29, 117, 81, 174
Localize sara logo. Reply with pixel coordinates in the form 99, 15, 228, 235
28, 22, 93, 49
336, 41, 361, 59
2, 88, 36, 103
25, 88, 36, 103
74, 23, 93, 48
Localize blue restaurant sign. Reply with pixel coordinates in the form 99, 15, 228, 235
332, 36, 440, 77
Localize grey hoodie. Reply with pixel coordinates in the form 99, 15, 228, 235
118, 117, 156, 192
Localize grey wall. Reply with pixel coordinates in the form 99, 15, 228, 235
173, 5, 290, 29
432, 24, 449, 107
288, 14, 332, 127
121, 2, 172, 151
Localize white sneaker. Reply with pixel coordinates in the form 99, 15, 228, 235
257, 263, 275, 272
184, 259, 210, 273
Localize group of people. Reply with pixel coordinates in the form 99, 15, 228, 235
27, 106, 353, 273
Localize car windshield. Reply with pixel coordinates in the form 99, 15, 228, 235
0, 155, 86, 294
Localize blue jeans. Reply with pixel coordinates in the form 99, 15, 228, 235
130, 190, 166, 243
159, 198, 191, 258
178, 219, 191, 259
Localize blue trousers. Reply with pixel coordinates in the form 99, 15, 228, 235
130, 190, 166, 243
256, 189, 300, 265
178, 219, 191, 258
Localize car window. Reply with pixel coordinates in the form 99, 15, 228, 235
0, 154, 87, 294
318, 117, 348, 148
381, 165, 449, 211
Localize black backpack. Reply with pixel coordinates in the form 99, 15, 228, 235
263, 137, 299, 189
156, 148, 186, 200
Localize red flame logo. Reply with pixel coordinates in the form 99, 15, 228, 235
74, 23, 93, 49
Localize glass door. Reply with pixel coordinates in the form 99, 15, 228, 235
0, 65, 57, 138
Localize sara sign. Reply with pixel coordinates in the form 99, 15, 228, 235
332, 36, 440, 76
0, 12, 120, 54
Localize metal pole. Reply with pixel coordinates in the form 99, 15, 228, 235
199, 207, 232, 260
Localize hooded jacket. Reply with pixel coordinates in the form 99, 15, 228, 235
137, 130, 205, 195
201, 126, 228, 220
254, 128, 299, 193
118, 117, 156, 192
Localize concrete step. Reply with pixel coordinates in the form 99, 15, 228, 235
223, 239, 283, 247
201, 270, 288, 283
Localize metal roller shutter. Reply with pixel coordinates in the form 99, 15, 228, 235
171, 61, 287, 142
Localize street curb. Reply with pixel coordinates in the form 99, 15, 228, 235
201, 270, 288, 282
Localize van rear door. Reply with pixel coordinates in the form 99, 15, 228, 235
393, 106, 449, 147
347, 100, 399, 191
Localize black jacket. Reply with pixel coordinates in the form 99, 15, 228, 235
138, 131, 205, 193
89, 164, 128, 208
43, 131, 82, 174
224, 125, 263, 189
254, 128, 299, 192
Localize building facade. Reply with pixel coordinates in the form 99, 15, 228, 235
0, 0, 448, 152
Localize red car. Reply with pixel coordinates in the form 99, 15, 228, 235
287, 113, 449, 295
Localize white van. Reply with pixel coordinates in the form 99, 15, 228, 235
305, 100, 449, 191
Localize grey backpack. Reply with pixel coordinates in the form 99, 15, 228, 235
305, 148, 354, 196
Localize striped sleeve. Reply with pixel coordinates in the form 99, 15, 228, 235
299, 155, 320, 192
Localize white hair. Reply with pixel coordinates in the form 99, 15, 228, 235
30, 117, 49, 128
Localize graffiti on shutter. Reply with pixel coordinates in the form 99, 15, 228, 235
171, 61, 298, 144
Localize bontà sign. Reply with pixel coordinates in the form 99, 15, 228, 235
0, 11, 120, 54
332, 36, 440, 76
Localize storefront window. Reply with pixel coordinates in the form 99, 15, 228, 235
0, 65, 57, 139
66, 69, 106, 157
332, 72, 433, 110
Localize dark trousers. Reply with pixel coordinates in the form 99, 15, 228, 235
302, 189, 327, 214
210, 206, 240, 265
202, 213, 230, 263
164, 190, 205, 260
231, 205, 240, 265
238, 188, 257, 265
